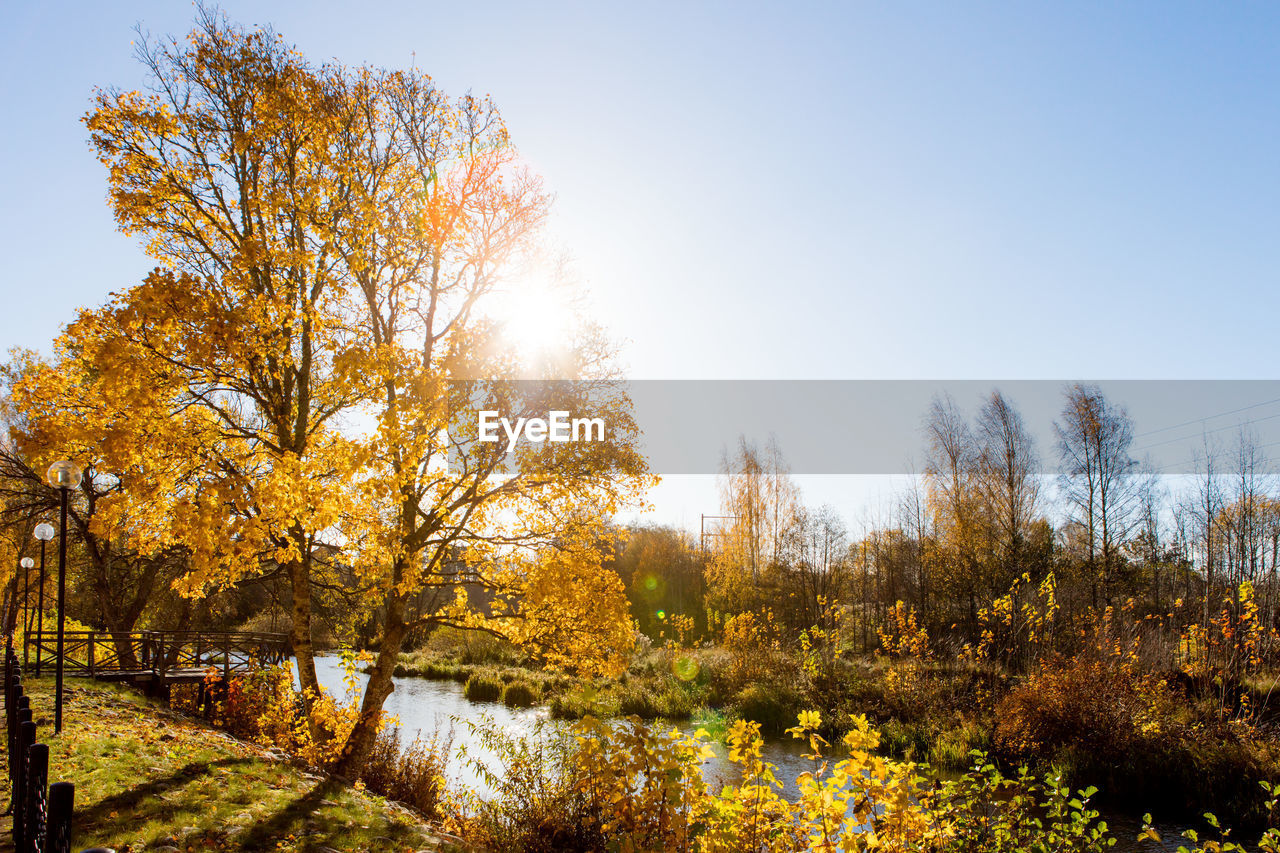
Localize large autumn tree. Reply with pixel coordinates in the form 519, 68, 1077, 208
313, 63, 649, 769
23, 5, 652, 766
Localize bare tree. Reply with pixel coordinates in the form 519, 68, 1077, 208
976, 389, 1042, 589
1185, 436, 1225, 629
717, 436, 800, 582
898, 467, 932, 623
1055, 384, 1140, 608
923, 394, 984, 629
790, 504, 848, 631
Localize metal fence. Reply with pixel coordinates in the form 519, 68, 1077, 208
3, 645, 98, 853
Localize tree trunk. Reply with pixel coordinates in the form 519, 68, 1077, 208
289, 552, 323, 742
2, 570, 19, 640
334, 592, 407, 777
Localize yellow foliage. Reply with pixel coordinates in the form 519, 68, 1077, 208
877, 601, 930, 660
484, 546, 637, 678
961, 571, 1058, 668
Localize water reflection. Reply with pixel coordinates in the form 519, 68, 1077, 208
313, 655, 549, 793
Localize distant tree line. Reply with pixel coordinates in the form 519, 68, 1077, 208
611, 384, 1280, 670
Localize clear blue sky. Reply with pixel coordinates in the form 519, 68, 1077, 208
4, 2, 1279, 380
3, 2, 1279, 525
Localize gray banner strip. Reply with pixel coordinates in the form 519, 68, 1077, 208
447, 380, 1280, 475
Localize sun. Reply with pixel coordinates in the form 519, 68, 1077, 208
494, 279, 578, 360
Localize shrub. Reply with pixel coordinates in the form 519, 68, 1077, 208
215, 666, 295, 742
359, 725, 452, 820
450, 716, 604, 853
464, 673, 504, 703
993, 656, 1170, 764
427, 626, 523, 666
450, 709, 1274, 853
989, 655, 1278, 820
502, 681, 540, 708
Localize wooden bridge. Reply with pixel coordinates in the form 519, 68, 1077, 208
22, 630, 290, 696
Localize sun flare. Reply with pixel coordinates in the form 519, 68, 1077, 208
494, 280, 577, 359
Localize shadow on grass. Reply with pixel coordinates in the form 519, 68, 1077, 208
235, 776, 430, 852
234, 776, 343, 851
80, 762, 422, 852
77, 756, 255, 833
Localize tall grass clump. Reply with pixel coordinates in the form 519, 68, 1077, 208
732, 683, 798, 735
464, 672, 504, 703
502, 680, 540, 708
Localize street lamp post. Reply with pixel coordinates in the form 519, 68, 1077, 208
32, 522, 54, 676
19, 557, 33, 667
46, 460, 81, 734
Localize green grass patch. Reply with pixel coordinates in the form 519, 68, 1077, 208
4, 677, 454, 852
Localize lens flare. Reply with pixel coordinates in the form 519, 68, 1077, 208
672, 655, 699, 682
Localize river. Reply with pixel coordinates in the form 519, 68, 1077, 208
310, 656, 1195, 851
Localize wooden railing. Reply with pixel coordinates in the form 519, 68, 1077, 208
23, 631, 290, 681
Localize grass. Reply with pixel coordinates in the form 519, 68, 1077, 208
463, 673, 504, 703
500, 680, 539, 708
3, 676, 462, 852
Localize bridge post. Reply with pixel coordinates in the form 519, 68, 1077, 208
88, 632, 95, 678
156, 632, 166, 685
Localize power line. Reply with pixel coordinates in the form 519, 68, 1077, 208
1144, 435, 1280, 475
1134, 396, 1280, 439
1133, 410, 1280, 455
